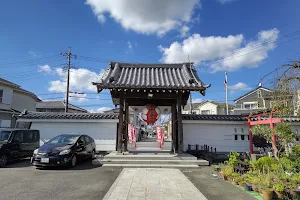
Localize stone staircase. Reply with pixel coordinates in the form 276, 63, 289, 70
92, 151, 209, 168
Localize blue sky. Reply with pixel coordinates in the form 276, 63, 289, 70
1, 0, 300, 112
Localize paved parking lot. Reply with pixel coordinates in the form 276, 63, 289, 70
0, 159, 121, 200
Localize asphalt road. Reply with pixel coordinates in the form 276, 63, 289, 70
0, 159, 121, 200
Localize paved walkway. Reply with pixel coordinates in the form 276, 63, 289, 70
103, 168, 208, 200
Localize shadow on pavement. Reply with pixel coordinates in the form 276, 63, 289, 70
4, 158, 32, 168
35, 159, 102, 171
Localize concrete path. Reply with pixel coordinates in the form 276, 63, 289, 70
103, 168, 207, 200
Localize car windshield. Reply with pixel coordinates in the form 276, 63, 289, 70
0, 131, 11, 141
47, 135, 79, 145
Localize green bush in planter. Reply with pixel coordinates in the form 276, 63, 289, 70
228, 152, 240, 167
256, 157, 280, 171
221, 165, 234, 177
274, 182, 285, 192
280, 156, 297, 173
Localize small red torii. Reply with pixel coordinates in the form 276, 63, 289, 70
242, 111, 281, 154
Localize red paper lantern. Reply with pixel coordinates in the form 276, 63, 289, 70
141, 105, 160, 124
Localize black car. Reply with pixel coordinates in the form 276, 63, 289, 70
0, 129, 40, 167
31, 134, 96, 168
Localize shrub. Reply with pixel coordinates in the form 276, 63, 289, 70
274, 182, 285, 192
221, 165, 234, 177
228, 152, 240, 167
280, 156, 297, 172
255, 156, 280, 171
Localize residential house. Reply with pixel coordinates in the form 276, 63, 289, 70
36, 100, 88, 113
182, 101, 234, 115
0, 78, 40, 128
233, 86, 274, 115
182, 102, 205, 114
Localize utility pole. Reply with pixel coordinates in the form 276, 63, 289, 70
225, 72, 228, 115
61, 48, 76, 113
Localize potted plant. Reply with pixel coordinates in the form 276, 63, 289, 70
274, 182, 285, 200
259, 175, 274, 200
231, 172, 239, 185
287, 180, 300, 199
220, 165, 233, 181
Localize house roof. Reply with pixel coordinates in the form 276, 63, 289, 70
36, 101, 88, 112
0, 108, 20, 114
234, 86, 273, 102
92, 62, 210, 93
17, 112, 118, 120
183, 102, 205, 111
182, 114, 246, 121
183, 114, 300, 122
202, 101, 234, 109
0, 78, 40, 102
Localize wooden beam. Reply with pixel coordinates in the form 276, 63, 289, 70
177, 92, 183, 153
117, 94, 124, 153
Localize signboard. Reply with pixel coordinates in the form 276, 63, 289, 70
156, 126, 164, 148
128, 124, 136, 148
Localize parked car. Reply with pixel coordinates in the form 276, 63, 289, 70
31, 134, 96, 168
0, 129, 40, 167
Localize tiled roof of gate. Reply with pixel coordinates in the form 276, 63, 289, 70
182, 114, 247, 121
17, 112, 119, 120
92, 62, 210, 91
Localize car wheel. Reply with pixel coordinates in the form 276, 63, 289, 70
70, 154, 77, 168
0, 155, 8, 167
91, 150, 95, 160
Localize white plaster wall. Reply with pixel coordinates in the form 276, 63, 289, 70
11, 91, 37, 112
183, 121, 251, 152
29, 121, 117, 151
199, 103, 218, 115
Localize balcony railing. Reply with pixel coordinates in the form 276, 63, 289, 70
234, 104, 265, 110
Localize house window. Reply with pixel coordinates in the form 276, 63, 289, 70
234, 135, 238, 140
241, 135, 245, 140
243, 102, 258, 109
234, 128, 237, 133
241, 128, 244, 133
192, 111, 196, 114
0, 90, 3, 103
201, 110, 210, 115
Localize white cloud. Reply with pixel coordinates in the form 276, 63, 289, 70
159, 28, 279, 72
48, 68, 104, 93
69, 93, 88, 102
38, 65, 52, 73
228, 82, 252, 93
89, 107, 112, 113
192, 98, 203, 103
127, 41, 133, 49
218, 0, 236, 4
180, 25, 190, 37
86, 0, 200, 36
28, 50, 37, 57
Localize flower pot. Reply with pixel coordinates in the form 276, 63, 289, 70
244, 184, 252, 191
289, 189, 300, 199
274, 190, 285, 199
221, 174, 228, 181
239, 182, 246, 187
252, 185, 259, 192
261, 189, 273, 200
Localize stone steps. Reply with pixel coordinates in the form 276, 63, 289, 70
93, 153, 209, 168
101, 164, 200, 168
94, 159, 208, 165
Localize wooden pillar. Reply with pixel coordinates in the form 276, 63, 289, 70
270, 115, 277, 156
177, 93, 183, 153
172, 102, 177, 152
117, 94, 124, 153
247, 122, 254, 154
124, 101, 129, 152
